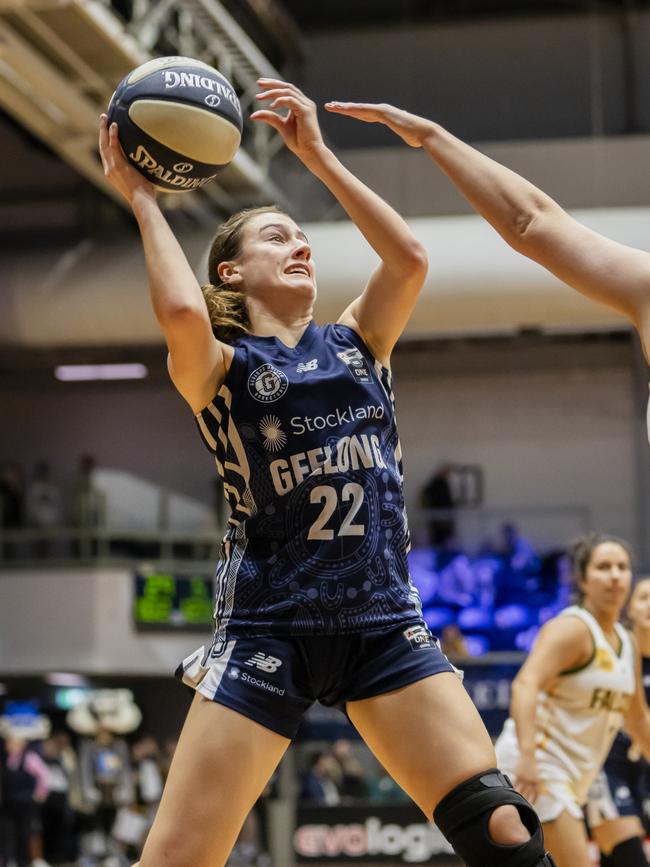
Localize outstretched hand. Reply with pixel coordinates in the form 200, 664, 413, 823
251, 79, 325, 162
98, 114, 156, 206
325, 102, 435, 149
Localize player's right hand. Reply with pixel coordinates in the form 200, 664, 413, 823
325, 101, 435, 149
98, 114, 156, 206
513, 752, 540, 804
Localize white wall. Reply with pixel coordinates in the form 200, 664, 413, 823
0, 336, 641, 553
0, 568, 210, 674
390, 342, 639, 550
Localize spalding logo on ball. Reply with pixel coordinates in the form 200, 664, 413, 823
107, 56, 242, 192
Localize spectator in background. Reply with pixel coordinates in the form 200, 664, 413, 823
331, 740, 368, 802
71, 454, 105, 530
499, 523, 538, 574
0, 704, 51, 867
300, 751, 341, 806
441, 624, 469, 660
70, 455, 105, 558
131, 736, 163, 818
41, 735, 77, 865
0, 462, 25, 559
494, 523, 540, 605
437, 553, 494, 610
26, 462, 62, 558
421, 463, 455, 547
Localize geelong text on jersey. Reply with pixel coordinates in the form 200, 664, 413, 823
270, 434, 386, 496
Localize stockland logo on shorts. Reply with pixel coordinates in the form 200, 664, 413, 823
248, 364, 289, 403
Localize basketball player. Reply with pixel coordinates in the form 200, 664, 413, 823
586, 577, 650, 867
98, 79, 554, 867
494, 534, 650, 867
325, 101, 650, 422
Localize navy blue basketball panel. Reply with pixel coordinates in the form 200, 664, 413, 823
106, 107, 225, 191
195, 321, 422, 641
108, 61, 242, 132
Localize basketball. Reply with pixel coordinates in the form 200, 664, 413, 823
107, 56, 242, 193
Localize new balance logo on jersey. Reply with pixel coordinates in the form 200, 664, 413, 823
296, 359, 318, 373
244, 652, 283, 673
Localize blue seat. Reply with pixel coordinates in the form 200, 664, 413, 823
423, 606, 456, 631
458, 606, 493, 631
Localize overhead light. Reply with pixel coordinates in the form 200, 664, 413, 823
44, 672, 88, 687
55, 363, 148, 381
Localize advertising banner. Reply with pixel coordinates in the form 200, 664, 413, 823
294, 805, 455, 863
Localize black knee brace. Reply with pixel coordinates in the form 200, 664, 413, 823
607, 836, 649, 867
433, 768, 556, 867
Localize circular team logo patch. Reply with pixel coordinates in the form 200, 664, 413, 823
248, 363, 289, 403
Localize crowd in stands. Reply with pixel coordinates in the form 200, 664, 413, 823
0, 722, 173, 867
409, 522, 572, 657
299, 739, 410, 807
0, 705, 405, 867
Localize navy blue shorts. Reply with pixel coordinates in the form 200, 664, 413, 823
176, 620, 457, 739
586, 745, 650, 827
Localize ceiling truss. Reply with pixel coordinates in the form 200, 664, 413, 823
0, 0, 295, 222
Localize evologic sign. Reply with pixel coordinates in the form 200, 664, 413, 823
294, 806, 454, 863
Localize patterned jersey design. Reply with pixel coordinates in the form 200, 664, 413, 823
607, 654, 650, 763
194, 321, 421, 647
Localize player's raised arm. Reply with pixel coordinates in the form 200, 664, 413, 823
326, 102, 650, 361
251, 81, 428, 365
98, 114, 226, 412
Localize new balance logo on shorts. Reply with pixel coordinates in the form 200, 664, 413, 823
296, 358, 318, 373
244, 652, 283, 673
403, 624, 432, 652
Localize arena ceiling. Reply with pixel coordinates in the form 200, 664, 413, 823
1, 0, 648, 248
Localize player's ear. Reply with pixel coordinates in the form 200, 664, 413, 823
217, 261, 243, 287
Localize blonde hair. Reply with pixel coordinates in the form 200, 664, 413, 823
201, 205, 289, 342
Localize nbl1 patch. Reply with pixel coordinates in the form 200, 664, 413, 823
337, 348, 371, 383
248, 363, 289, 403
403, 623, 434, 652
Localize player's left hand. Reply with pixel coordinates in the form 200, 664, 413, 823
325, 101, 435, 149
251, 80, 325, 161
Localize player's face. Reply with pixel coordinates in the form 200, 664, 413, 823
628, 579, 650, 631
235, 212, 316, 301
580, 542, 632, 615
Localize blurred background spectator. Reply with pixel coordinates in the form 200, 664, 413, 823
421, 463, 455, 548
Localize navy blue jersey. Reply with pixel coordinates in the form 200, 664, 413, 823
194, 321, 422, 643
608, 654, 650, 763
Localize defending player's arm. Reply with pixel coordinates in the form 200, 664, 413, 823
98, 115, 226, 412
508, 617, 593, 803
251, 81, 428, 365
326, 102, 650, 361
623, 643, 650, 762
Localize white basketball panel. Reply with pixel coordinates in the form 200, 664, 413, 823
127, 56, 218, 85
128, 100, 241, 164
